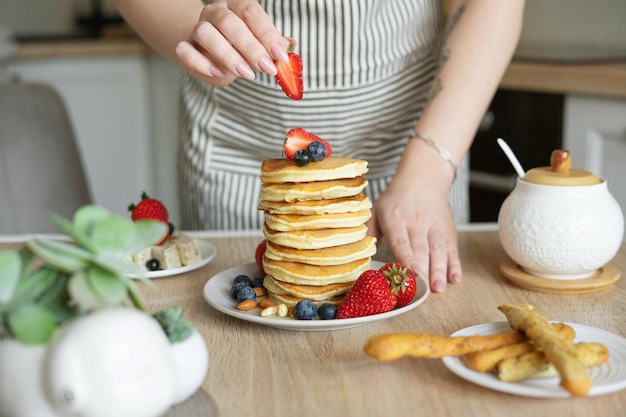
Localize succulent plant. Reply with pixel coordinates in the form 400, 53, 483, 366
0, 205, 167, 345
152, 306, 195, 344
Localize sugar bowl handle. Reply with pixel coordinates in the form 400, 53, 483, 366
550, 149, 571, 174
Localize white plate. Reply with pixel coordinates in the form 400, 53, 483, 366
202, 261, 430, 331
442, 322, 626, 397
130, 240, 217, 279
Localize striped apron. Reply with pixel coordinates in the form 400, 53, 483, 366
178, 0, 469, 230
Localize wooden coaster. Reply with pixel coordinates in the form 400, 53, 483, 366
500, 260, 621, 294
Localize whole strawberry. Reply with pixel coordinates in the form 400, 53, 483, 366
380, 262, 417, 308
255, 240, 267, 276
336, 270, 397, 319
128, 191, 170, 244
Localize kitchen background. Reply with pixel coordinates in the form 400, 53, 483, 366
1, 0, 626, 233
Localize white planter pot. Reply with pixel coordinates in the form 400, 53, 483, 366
171, 329, 209, 404
0, 339, 57, 417
43, 307, 177, 417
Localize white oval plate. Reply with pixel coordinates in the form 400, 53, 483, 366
202, 261, 430, 331
442, 321, 626, 397
130, 240, 217, 279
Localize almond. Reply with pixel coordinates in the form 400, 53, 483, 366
236, 300, 257, 310
253, 287, 267, 297
258, 299, 276, 309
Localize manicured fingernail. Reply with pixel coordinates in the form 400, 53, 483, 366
450, 273, 462, 284
209, 65, 225, 77
410, 262, 424, 277
432, 279, 446, 292
258, 55, 277, 76
235, 62, 255, 80
271, 42, 289, 63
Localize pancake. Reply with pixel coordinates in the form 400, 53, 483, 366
262, 256, 371, 285
265, 290, 345, 308
258, 193, 372, 215
265, 236, 377, 265
259, 177, 368, 202
263, 223, 367, 249
261, 156, 368, 184
264, 275, 352, 300
264, 209, 372, 231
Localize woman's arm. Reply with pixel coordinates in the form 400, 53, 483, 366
368, 0, 526, 292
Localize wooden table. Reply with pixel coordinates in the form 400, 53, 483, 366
2, 227, 625, 416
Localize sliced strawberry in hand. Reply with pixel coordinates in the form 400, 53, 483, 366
283, 127, 332, 160
275, 46, 303, 100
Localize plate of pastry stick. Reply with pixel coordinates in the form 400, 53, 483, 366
364, 304, 626, 398
442, 321, 626, 397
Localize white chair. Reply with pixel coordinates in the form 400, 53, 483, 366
0, 82, 92, 234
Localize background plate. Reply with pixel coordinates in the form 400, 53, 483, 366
130, 240, 217, 279
442, 321, 626, 397
203, 261, 430, 331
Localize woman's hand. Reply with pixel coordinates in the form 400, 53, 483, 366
366, 181, 462, 293
175, 0, 290, 87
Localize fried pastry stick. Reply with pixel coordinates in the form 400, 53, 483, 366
497, 304, 592, 396
462, 323, 576, 373
364, 322, 573, 362
364, 331, 526, 360
496, 342, 609, 382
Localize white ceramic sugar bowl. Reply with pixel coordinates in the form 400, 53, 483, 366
498, 150, 624, 279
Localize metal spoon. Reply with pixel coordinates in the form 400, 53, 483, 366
497, 138, 526, 178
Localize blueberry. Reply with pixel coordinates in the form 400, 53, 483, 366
145, 258, 161, 271
318, 303, 337, 320
294, 149, 311, 167
307, 141, 326, 162
234, 274, 252, 286
168, 222, 175, 235
294, 300, 318, 320
236, 286, 257, 302
230, 282, 247, 299
251, 277, 264, 288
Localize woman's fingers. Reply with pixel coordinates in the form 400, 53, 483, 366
190, 1, 288, 78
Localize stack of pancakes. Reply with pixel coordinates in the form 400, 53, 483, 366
259, 156, 377, 307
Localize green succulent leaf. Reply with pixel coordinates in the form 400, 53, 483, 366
11, 267, 59, 308
89, 216, 137, 255
7, 303, 57, 345
73, 205, 112, 232
49, 213, 96, 253
126, 220, 168, 253
25, 239, 92, 274
86, 265, 128, 306
67, 271, 105, 310
36, 274, 75, 322
0, 251, 21, 304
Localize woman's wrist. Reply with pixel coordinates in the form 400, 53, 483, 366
409, 132, 458, 180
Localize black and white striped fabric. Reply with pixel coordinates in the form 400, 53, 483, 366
178, 0, 469, 230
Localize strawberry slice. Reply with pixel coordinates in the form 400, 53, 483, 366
283, 128, 332, 160
275, 46, 303, 100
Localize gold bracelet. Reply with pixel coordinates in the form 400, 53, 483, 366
410, 133, 458, 179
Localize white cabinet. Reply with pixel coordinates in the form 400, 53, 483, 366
8, 55, 153, 217
145, 56, 183, 226
563, 95, 626, 240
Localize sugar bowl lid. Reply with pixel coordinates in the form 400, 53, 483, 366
523, 150, 603, 186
